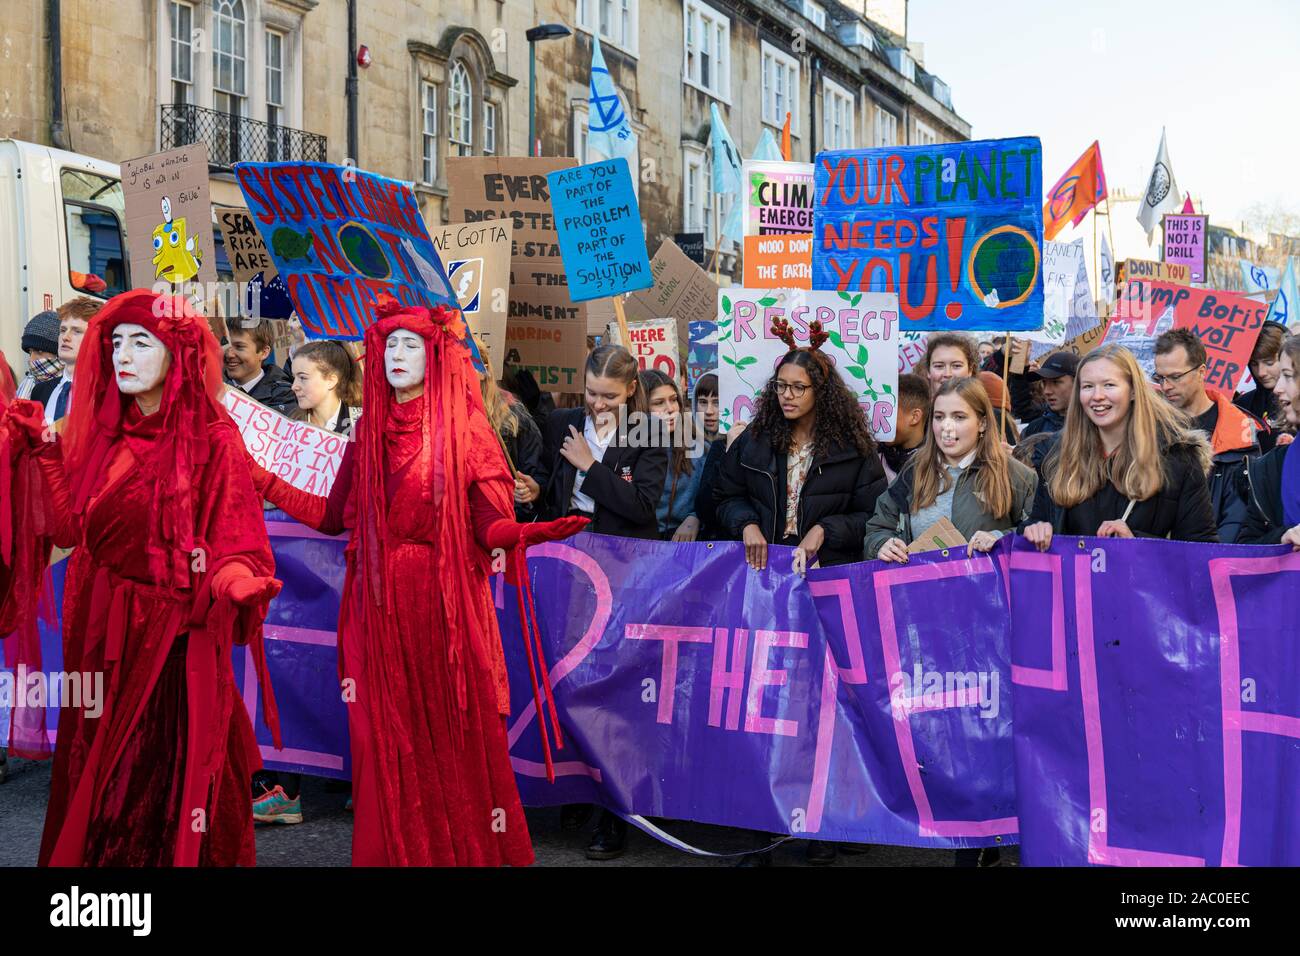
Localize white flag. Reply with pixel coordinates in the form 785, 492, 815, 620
1137, 128, 1181, 242
1099, 232, 1115, 306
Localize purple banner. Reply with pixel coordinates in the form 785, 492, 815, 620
21, 517, 1300, 863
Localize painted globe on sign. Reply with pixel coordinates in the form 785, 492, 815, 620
338, 222, 391, 279
969, 226, 1039, 308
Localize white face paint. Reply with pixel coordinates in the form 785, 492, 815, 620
384, 329, 426, 390
111, 323, 171, 395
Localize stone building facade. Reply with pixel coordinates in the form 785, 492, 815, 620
4, 0, 969, 277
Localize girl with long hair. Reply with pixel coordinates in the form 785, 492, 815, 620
246, 302, 586, 865
1023, 344, 1217, 549
866, 377, 1037, 562
641, 369, 705, 541
476, 339, 544, 521
287, 340, 362, 436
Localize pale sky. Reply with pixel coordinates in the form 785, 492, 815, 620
908, 0, 1300, 228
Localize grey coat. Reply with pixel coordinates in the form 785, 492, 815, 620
864, 456, 1038, 558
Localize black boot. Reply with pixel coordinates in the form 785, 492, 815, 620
805, 840, 837, 865
585, 811, 628, 860
734, 849, 773, 867
560, 803, 593, 832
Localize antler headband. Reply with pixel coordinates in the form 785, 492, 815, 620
770, 316, 830, 352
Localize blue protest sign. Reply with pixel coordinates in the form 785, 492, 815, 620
234, 162, 481, 370
547, 158, 653, 302
813, 136, 1044, 332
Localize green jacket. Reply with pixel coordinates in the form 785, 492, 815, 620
863, 457, 1038, 558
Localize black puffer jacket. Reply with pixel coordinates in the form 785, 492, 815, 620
1237, 443, 1291, 544
1025, 434, 1218, 541
714, 426, 887, 566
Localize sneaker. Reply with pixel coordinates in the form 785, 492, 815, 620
344, 796, 353, 812
252, 784, 303, 825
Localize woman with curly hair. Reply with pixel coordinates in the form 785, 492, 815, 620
714, 320, 887, 573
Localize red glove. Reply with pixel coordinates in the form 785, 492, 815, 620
211, 563, 283, 607
3, 399, 52, 451
520, 515, 590, 548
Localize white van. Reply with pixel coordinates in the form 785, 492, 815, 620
0, 139, 130, 375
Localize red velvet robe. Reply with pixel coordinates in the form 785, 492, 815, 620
263, 394, 534, 866
38, 413, 277, 867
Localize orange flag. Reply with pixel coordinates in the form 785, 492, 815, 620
781, 112, 792, 161
1043, 140, 1107, 241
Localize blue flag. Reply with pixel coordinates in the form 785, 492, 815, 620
1240, 259, 1279, 295
1266, 257, 1297, 328
709, 103, 741, 196
587, 37, 638, 165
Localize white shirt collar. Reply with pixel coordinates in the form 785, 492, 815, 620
237, 369, 265, 393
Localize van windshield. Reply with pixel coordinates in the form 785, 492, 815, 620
60, 168, 127, 298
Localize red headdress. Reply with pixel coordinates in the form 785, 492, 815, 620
62, 289, 226, 589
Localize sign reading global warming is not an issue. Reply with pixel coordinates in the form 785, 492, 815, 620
812, 137, 1044, 332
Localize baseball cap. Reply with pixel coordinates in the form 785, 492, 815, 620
1027, 351, 1079, 381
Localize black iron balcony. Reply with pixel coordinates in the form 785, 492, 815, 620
161, 103, 328, 168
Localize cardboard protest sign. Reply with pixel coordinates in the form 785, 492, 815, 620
1122, 257, 1190, 285
1111, 279, 1268, 390
216, 206, 277, 283
222, 387, 346, 495
898, 331, 929, 374
234, 162, 473, 361
1162, 213, 1207, 283
812, 137, 1045, 332
908, 516, 966, 554
122, 142, 217, 297
718, 288, 900, 440
743, 160, 815, 236
448, 157, 586, 390
605, 317, 681, 380
429, 220, 513, 379
686, 320, 718, 397
624, 237, 719, 355
743, 233, 812, 288
547, 158, 652, 302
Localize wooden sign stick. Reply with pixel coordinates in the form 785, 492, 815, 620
612, 295, 632, 351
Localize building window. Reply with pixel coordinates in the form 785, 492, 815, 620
577, 0, 638, 55
169, 1, 194, 105
823, 77, 854, 150
572, 106, 590, 164
682, 146, 731, 249
266, 30, 284, 127
421, 81, 438, 184
874, 106, 899, 147
761, 42, 799, 135
684, 0, 730, 100
449, 61, 473, 156
213, 0, 247, 116
914, 120, 938, 146
484, 101, 497, 156
803, 0, 826, 29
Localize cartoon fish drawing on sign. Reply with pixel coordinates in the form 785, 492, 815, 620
151, 196, 204, 283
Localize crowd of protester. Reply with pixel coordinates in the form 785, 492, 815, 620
6, 297, 1299, 864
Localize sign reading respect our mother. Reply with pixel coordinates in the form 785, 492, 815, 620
548, 158, 653, 301
717, 287, 900, 440
812, 137, 1044, 332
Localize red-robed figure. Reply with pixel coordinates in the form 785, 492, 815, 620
249, 303, 584, 866
9, 290, 283, 866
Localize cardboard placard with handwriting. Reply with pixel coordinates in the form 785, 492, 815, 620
429, 220, 513, 379
122, 142, 217, 296
908, 516, 967, 554
216, 206, 277, 283
623, 238, 719, 355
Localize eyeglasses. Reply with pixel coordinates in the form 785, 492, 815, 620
1151, 365, 1204, 386
770, 380, 810, 397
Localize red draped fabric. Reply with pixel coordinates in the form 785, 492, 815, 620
254, 303, 535, 866
23, 291, 280, 867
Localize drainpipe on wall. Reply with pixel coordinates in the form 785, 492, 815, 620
809, 55, 820, 158
48, 0, 69, 150
346, 0, 358, 163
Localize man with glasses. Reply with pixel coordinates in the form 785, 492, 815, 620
1153, 329, 1260, 542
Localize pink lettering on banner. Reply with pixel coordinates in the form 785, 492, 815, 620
1002, 551, 1068, 691
873, 556, 1019, 838
1207, 553, 1300, 868
626, 624, 714, 724
709, 627, 749, 730
1072, 554, 1204, 866
503, 542, 611, 782
222, 389, 345, 496
745, 630, 808, 737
